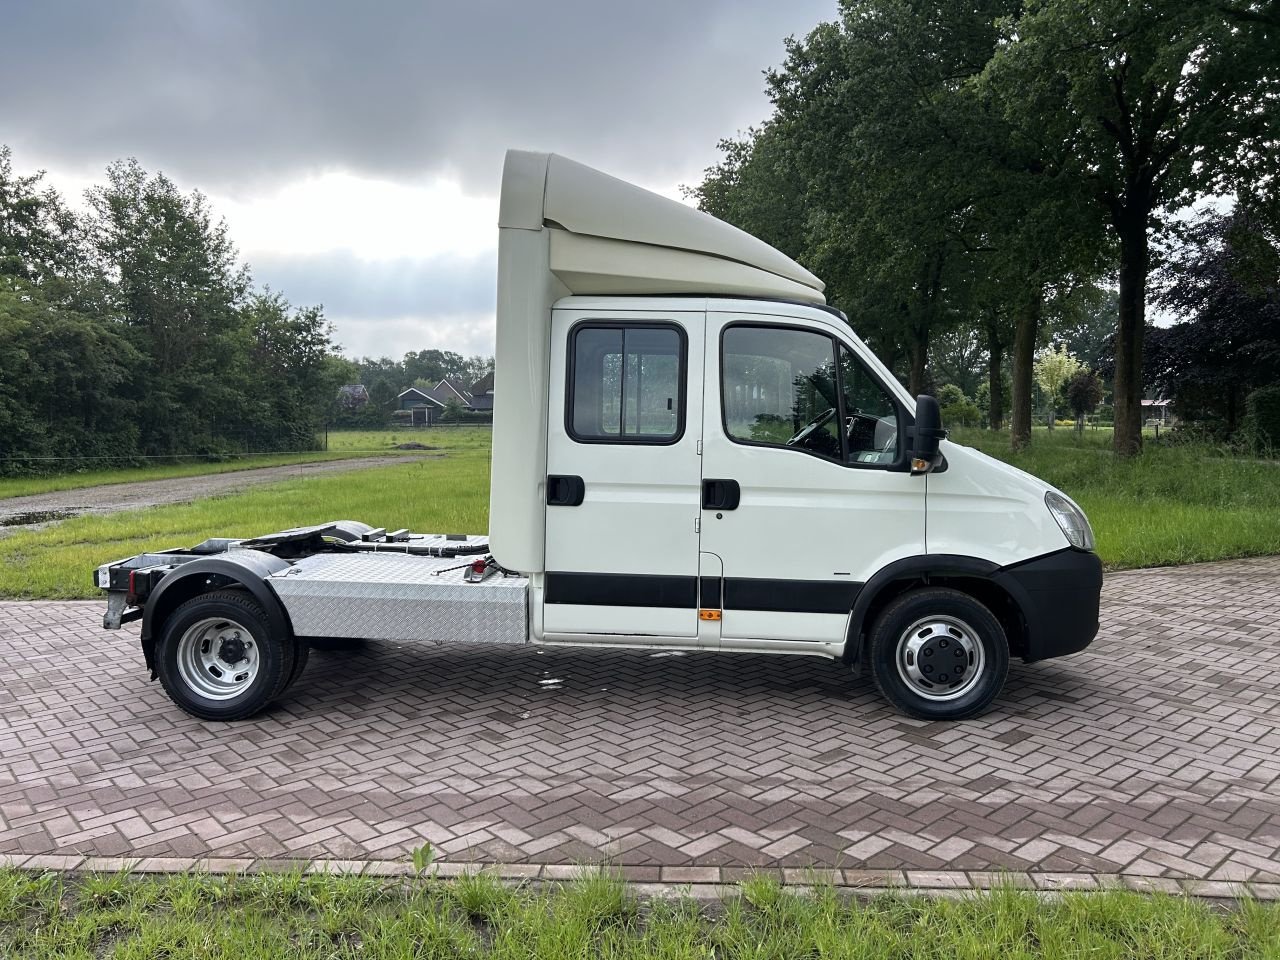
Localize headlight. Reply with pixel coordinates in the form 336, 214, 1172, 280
1045, 491, 1095, 551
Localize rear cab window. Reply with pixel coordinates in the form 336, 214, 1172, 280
567, 322, 686, 444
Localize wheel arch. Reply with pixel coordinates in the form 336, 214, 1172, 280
845, 555, 1029, 668
141, 554, 293, 676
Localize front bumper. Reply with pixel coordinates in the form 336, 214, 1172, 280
993, 548, 1103, 662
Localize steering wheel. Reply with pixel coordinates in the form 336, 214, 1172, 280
787, 407, 836, 447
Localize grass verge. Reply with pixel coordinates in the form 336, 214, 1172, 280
950, 427, 1280, 570
1, 869, 1276, 959
0, 430, 492, 599
0, 428, 452, 502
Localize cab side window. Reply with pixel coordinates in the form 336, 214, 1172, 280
839, 345, 901, 465
720, 324, 901, 467
568, 323, 685, 443
721, 326, 842, 460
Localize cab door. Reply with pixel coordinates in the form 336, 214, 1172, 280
699, 311, 925, 648
542, 306, 704, 640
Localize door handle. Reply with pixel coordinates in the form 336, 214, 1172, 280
547, 475, 585, 507
702, 478, 741, 511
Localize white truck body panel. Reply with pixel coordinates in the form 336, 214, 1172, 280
926, 442, 1073, 564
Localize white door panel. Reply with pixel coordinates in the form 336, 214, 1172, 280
699, 311, 925, 646
543, 308, 705, 639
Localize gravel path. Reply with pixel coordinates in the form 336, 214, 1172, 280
0, 456, 428, 532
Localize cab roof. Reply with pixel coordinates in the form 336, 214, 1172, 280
498, 150, 825, 304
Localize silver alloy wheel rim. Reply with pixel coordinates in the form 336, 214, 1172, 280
175, 617, 260, 701
895, 614, 985, 702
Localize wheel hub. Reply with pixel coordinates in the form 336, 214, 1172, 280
896, 615, 985, 702
175, 617, 261, 701
217, 634, 247, 665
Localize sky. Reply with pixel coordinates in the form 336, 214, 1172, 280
1, 0, 836, 361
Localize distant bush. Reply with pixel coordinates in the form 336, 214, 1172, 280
1165, 420, 1231, 447
1241, 385, 1280, 455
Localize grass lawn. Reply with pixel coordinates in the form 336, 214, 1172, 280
951, 426, 1280, 570
0, 427, 452, 502
1, 869, 1276, 959
0, 430, 492, 599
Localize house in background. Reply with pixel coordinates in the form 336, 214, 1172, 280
468, 372, 494, 413
1141, 399, 1174, 426
396, 374, 495, 424
397, 386, 446, 425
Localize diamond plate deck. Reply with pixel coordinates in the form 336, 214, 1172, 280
269, 552, 528, 644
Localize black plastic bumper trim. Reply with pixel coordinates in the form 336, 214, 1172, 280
993, 548, 1103, 662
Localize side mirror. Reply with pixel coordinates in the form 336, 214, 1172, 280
912, 394, 947, 475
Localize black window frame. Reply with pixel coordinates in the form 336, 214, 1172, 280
718, 321, 909, 471
565, 319, 688, 446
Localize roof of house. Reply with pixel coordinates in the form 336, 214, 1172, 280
397, 386, 446, 407
338, 384, 369, 399
434, 378, 473, 403
470, 371, 494, 396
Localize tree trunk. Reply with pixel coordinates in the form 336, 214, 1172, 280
1010, 288, 1041, 451
986, 323, 1004, 431
1113, 214, 1149, 457
908, 329, 927, 397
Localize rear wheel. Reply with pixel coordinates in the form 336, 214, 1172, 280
868, 587, 1009, 720
156, 590, 295, 721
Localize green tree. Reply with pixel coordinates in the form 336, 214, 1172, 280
983, 0, 1280, 455
692, 1, 1108, 447
244, 291, 342, 448
1066, 369, 1105, 433
1147, 201, 1280, 433
1034, 345, 1082, 429
0, 146, 84, 290
88, 159, 252, 454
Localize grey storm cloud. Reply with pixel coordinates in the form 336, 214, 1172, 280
253, 250, 494, 326
2, 0, 835, 193
249, 250, 499, 358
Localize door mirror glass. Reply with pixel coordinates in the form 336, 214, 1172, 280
912, 394, 946, 474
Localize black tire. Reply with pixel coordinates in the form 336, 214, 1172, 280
155, 589, 296, 721
281, 632, 311, 693
868, 587, 1009, 721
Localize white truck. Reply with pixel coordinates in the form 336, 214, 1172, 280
96, 150, 1103, 722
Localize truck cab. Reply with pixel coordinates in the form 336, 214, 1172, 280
96, 150, 1102, 722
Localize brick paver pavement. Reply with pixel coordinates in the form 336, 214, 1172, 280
2, 558, 1279, 881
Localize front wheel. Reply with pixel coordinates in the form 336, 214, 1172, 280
155, 590, 298, 721
868, 587, 1009, 720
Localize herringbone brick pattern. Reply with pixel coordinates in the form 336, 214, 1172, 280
2, 558, 1278, 880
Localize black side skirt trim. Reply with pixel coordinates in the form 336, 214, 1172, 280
546, 572, 861, 615
545, 573, 697, 608
723, 578, 862, 614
